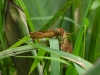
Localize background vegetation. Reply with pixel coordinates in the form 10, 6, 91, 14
0, 0, 100, 75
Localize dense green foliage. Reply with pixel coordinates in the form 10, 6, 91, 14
0, 0, 100, 75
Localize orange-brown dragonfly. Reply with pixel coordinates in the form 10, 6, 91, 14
30, 28, 72, 53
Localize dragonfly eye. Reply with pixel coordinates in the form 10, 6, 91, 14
55, 28, 64, 36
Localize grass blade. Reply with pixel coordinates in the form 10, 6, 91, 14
49, 39, 60, 75
41, 0, 72, 30
27, 42, 93, 69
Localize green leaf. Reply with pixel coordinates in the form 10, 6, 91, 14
27, 42, 93, 70
41, 0, 72, 30
9, 36, 30, 49
31, 16, 80, 28
74, 63, 86, 75
73, 26, 85, 55
85, 59, 100, 75
29, 49, 46, 75
16, 56, 71, 66
88, 7, 100, 62
17, 0, 35, 31
91, 0, 100, 10
0, 45, 36, 59
49, 39, 60, 75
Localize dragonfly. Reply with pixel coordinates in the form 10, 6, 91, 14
30, 28, 72, 53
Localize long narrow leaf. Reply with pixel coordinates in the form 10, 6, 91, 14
27, 43, 93, 70
49, 39, 60, 75
41, 0, 72, 30
0, 45, 36, 59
